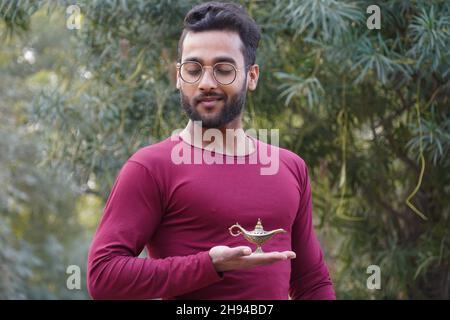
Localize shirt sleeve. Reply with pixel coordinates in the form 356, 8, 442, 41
289, 160, 336, 300
87, 160, 223, 300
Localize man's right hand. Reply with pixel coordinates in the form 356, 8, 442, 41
208, 245, 296, 273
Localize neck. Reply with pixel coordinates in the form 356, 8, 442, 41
180, 118, 255, 156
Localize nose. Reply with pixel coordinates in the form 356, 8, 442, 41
197, 66, 217, 91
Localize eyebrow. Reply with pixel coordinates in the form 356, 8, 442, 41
183, 56, 238, 65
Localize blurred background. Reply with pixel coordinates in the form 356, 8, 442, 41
0, 0, 448, 299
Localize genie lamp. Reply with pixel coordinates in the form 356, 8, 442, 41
228, 218, 286, 254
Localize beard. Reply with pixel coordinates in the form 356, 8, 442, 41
180, 81, 247, 129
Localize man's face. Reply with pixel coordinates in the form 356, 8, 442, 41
177, 30, 258, 128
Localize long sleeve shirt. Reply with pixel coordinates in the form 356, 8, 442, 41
87, 133, 336, 300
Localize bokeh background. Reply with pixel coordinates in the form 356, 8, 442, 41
0, 0, 449, 299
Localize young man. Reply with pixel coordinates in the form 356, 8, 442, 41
87, 1, 335, 300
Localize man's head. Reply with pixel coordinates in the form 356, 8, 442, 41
176, 1, 260, 129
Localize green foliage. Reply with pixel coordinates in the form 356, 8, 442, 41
408, 5, 450, 72
0, 0, 42, 37
406, 105, 450, 167
275, 0, 365, 41
1, 0, 449, 299
0, 3, 91, 299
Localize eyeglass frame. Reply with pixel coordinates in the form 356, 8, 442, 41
176, 61, 253, 85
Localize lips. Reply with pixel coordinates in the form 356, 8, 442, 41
197, 96, 223, 108
199, 97, 221, 102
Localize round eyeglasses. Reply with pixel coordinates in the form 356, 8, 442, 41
177, 61, 250, 85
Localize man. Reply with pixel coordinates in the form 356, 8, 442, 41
87, 1, 335, 300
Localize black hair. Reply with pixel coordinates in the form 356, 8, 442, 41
178, 1, 261, 66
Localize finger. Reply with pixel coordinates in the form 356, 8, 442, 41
226, 246, 252, 259
241, 252, 289, 265
261, 252, 288, 260
250, 251, 295, 259
281, 251, 296, 259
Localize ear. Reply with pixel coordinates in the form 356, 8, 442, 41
247, 64, 259, 91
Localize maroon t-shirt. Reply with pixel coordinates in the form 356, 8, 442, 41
87, 133, 335, 299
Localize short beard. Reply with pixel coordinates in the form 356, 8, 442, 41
180, 82, 247, 129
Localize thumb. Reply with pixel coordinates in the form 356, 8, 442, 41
226, 246, 252, 259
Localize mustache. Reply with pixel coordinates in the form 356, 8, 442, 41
194, 92, 226, 104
